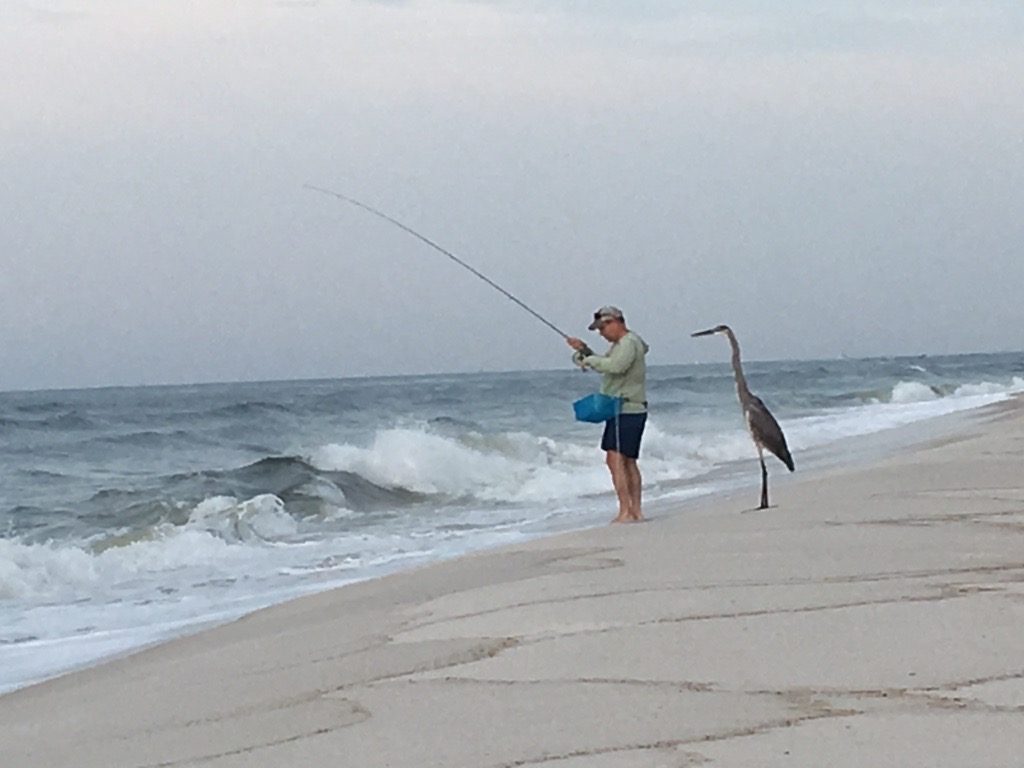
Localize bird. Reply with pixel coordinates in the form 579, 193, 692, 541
691, 325, 795, 509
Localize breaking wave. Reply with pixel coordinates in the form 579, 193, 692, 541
891, 381, 944, 403
3, 357, 1023, 695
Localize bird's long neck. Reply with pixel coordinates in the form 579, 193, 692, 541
724, 328, 752, 399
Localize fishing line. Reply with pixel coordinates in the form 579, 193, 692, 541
304, 184, 578, 342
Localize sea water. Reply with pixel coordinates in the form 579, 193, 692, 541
1, 352, 1022, 693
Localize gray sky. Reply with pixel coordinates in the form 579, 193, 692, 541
2, 0, 1022, 390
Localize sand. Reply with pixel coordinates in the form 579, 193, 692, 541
2, 398, 1023, 767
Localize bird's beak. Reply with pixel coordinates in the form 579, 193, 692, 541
691, 328, 717, 337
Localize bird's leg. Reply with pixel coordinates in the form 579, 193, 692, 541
758, 454, 769, 510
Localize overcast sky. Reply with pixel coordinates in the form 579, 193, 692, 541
2, 1, 1022, 390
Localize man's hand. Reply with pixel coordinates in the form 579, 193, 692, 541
568, 336, 595, 369
567, 337, 595, 356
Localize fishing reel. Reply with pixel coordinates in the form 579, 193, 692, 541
573, 345, 596, 370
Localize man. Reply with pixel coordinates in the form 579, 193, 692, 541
567, 306, 649, 523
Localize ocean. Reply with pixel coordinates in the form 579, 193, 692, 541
1, 352, 1022, 694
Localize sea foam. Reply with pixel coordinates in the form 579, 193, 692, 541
3, 356, 1022, 696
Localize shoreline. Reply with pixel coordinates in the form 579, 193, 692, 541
3, 396, 1024, 765
3, 355, 1020, 700
0, 396, 999, 697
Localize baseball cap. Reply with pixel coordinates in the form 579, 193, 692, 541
588, 305, 624, 330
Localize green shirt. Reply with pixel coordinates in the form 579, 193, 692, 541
575, 331, 649, 414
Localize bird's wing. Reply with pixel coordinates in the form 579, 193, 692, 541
746, 396, 795, 471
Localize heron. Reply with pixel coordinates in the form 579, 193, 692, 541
691, 325, 795, 509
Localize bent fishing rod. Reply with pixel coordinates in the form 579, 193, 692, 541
304, 185, 591, 353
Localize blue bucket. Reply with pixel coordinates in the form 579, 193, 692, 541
573, 393, 623, 423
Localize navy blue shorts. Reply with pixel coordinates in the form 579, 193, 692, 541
601, 412, 647, 459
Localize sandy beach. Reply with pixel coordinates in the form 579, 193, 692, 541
2, 398, 1023, 767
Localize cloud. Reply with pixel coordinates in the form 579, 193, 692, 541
1, 1, 93, 26
1, 0, 1022, 387
469, 0, 1024, 53
3, 0, 1022, 143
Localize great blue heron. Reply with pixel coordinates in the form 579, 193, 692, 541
691, 325, 795, 509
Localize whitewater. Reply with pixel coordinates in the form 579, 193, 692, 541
1, 353, 1022, 694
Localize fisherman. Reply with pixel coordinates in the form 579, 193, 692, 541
567, 306, 649, 523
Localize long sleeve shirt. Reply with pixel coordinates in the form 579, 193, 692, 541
574, 331, 649, 414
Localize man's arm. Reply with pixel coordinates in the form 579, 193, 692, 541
581, 337, 637, 374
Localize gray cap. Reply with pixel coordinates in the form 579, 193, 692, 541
588, 305, 624, 330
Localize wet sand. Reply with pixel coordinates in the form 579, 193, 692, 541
2, 398, 1023, 767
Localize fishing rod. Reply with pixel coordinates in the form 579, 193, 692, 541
304, 185, 588, 350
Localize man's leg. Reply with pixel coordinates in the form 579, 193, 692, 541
605, 450, 631, 523
623, 458, 643, 521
